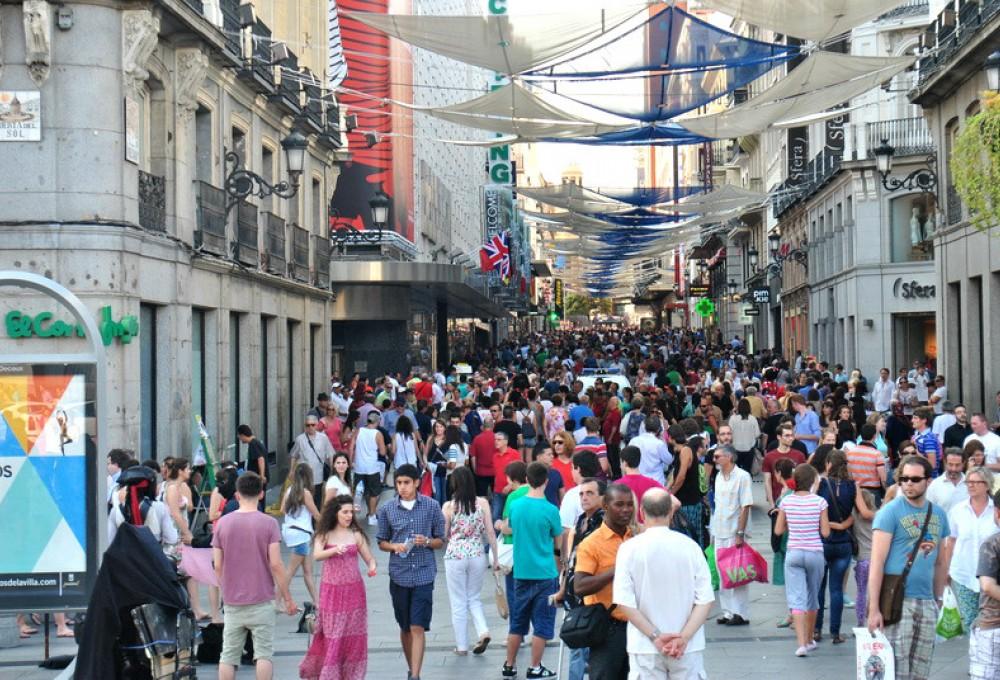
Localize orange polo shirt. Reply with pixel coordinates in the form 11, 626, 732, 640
574, 523, 632, 621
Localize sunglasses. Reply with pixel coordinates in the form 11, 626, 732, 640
897, 475, 926, 484
305, 422, 317, 427
553, 441, 565, 446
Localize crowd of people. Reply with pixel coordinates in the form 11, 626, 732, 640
28, 325, 1000, 680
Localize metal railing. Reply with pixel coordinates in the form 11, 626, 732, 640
865, 117, 934, 158
219, 0, 241, 57
312, 233, 330, 289
772, 149, 843, 218
321, 104, 342, 148
262, 211, 286, 274
235, 200, 259, 266
946, 184, 963, 225
291, 224, 310, 282
878, 0, 929, 20
181, 0, 204, 13
919, 0, 1000, 84
195, 181, 227, 254
138, 170, 166, 232
252, 20, 275, 88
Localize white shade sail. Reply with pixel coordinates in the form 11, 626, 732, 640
695, 0, 910, 43
679, 52, 913, 138
344, 7, 644, 75
676, 184, 769, 215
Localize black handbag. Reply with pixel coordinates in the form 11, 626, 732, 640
559, 603, 615, 649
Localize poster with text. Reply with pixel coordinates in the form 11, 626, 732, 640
0, 363, 96, 610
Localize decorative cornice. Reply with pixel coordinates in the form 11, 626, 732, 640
175, 47, 209, 119
122, 9, 160, 95
23, 0, 52, 87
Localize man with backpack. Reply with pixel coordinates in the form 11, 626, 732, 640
619, 397, 646, 446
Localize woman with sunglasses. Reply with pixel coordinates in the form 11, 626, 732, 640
943, 466, 998, 631
549, 432, 576, 491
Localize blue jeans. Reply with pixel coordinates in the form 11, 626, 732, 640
492, 492, 507, 526
568, 646, 590, 680
433, 475, 447, 505
816, 541, 853, 636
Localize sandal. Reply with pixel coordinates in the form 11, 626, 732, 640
832, 635, 846, 644
473, 635, 491, 655
776, 617, 792, 628
453, 649, 468, 656
20, 626, 38, 636
812, 632, 822, 642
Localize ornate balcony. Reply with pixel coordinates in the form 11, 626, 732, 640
290, 224, 310, 282
312, 233, 330, 289
138, 170, 166, 232
865, 117, 934, 158
262, 211, 286, 274
195, 181, 227, 254
234, 200, 259, 266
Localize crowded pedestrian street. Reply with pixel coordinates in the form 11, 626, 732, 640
3, 0, 1000, 678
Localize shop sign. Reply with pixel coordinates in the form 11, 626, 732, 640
750, 287, 770, 304
688, 284, 710, 297
891, 278, 935, 300
743, 307, 761, 316
0, 91, 41, 141
5, 306, 139, 345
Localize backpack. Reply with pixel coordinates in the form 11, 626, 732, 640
520, 409, 537, 439
465, 410, 483, 437
623, 411, 644, 444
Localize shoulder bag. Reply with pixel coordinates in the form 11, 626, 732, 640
825, 478, 859, 558
878, 503, 933, 626
304, 435, 330, 481
559, 602, 615, 649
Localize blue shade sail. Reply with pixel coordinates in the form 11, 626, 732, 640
542, 123, 710, 146
583, 209, 693, 226
595, 185, 704, 205
526, 6, 799, 121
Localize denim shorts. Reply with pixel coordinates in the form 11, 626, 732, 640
290, 542, 310, 557
510, 578, 558, 639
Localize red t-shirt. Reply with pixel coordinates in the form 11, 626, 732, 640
552, 456, 575, 490
618, 474, 664, 508
413, 381, 434, 403
469, 430, 496, 476
493, 448, 523, 493
762, 448, 806, 502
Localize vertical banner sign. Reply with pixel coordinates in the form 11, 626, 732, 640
486, 0, 512, 185
0, 363, 96, 609
787, 127, 808, 187
825, 106, 848, 161
554, 279, 564, 319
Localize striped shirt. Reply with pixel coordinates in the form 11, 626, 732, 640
847, 444, 883, 489
779, 493, 828, 551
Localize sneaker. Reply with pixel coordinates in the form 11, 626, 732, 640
501, 663, 517, 678
795, 645, 809, 657
844, 598, 855, 608
806, 641, 818, 652
368, 515, 378, 526
526, 665, 557, 679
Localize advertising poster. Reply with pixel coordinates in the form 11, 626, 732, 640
0, 363, 96, 609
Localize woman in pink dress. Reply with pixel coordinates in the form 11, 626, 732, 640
300, 494, 377, 680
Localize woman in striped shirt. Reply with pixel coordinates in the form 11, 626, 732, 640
775, 463, 830, 657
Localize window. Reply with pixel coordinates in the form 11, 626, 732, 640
192, 308, 207, 421
312, 177, 322, 234
261, 146, 275, 212
195, 106, 213, 184
231, 126, 246, 160
261, 316, 272, 447
889, 194, 935, 262
309, 324, 320, 402
230, 312, 242, 457
140, 304, 158, 459
287, 320, 299, 449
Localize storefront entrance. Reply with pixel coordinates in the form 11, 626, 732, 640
892, 313, 937, 373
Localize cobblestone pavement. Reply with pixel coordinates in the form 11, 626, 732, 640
0, 482, 972, 679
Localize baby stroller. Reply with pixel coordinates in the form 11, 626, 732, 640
75, 467, 198, 679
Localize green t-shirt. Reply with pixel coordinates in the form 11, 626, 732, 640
508, 495, 563, 580
501, 485, 531, 545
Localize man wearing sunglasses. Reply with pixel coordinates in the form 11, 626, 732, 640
867, 455, 951, 680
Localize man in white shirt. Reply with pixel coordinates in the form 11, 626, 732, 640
926, 449, 969, 512
909, 364, 931, 403
892, 382, 920, 416
929, 375, 948, 415
614, 488, 714, 678
870, 368, 894, 414
710, 445, 754, 625
631, 417, 674, 485
329, 383, 351, 422
932, 400, 957, 445
289, 414, 337, 508
965, 414, 1000, 471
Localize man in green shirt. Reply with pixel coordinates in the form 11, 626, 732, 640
502, 463, 563, 679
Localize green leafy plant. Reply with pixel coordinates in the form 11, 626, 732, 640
951, 93, 1000, 231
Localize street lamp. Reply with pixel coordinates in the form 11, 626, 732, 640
727, 279, 738, 296
747, 245, 759, 270
768, 231, 781, 258
224, 130, 307, 217
986, 51, 1000, 92
331, 184, 393, 244
873, 138, 937, 194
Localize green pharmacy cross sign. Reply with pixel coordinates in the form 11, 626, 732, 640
694, 297, 716, 318
6, 305, 139, 345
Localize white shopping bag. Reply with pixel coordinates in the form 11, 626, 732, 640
853, 627, 895, 680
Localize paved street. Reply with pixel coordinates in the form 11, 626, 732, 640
0, 481, 972, 679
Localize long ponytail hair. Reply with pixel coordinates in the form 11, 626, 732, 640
285, 463, 314, 516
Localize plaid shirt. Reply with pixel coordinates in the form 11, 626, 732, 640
376, 494, 445, 587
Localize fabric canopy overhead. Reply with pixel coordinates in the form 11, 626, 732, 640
695, 0, 911, 43
344, 6, 644, 75
519, 183, 703, 209
677, 184, 769, 215
678, 52, 914, 138
527, 6, 799, 121
542, 123, 709, 146
414, 80, 631, 139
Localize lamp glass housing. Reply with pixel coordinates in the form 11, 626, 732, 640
748, 245, 759, 269
767, 232, 780, 257
281, 132, 308, 180
986, 51, 1000, 92
727, 279, 737, 296
369, 188, 391, 227
874, 138, 894, 176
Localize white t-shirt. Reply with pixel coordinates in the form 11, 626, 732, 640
559, 485, 583, 530
931, 386, 948, 414
613, 526, 715, 655
325, 475, 351, 497
354, 427, 382, 475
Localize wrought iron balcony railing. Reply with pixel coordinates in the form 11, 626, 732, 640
262, 211, 286, 275
290, 224, 310, 282
195, 181, 227, 254
234, 200, 259, 266
138, 170, 166, 232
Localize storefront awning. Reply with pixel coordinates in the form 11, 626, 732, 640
329, 260, 511, 320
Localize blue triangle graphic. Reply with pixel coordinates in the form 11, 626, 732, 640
0, 415, 25, 456
29, 456, 87, 550
0, 460, 65, 571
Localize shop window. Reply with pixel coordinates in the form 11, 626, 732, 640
140, 304, 158, 459
261, 315, 272, 447
889, 193, 936, 262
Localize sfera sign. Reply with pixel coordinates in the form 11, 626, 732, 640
892, 278, 936, 300
5, 306, 138, 345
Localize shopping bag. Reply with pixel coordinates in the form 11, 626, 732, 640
853, 627, 895, 680
716, 543, 769, 589
497, 542, 514, 574
935, 585, 963, 640
704, 544, 720, 592
418, 469, 434, 497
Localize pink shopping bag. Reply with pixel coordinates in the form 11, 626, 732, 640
716, 543, 769, 589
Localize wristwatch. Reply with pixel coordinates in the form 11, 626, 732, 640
736, 530, 745, 537
648, 628, 661, 642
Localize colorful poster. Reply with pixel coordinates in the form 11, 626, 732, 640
0, 363, 96, 609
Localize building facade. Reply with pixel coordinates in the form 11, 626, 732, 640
0, 0, 342, 469
910, 0, 1000, 414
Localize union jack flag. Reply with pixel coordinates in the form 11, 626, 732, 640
479, 231, 511, 280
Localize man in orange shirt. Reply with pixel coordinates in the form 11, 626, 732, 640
573, 483, 635, 678
848, 423, 886, 506
492, 431, 522, 521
